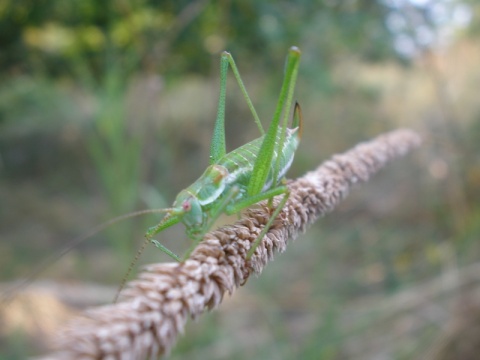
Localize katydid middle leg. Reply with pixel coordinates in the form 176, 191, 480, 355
246, 191, 290, 260
225, 184, 290, 260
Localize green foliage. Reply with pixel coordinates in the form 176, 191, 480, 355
0, 0, 401, 82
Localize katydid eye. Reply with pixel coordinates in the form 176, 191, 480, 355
182, 201, 191, 211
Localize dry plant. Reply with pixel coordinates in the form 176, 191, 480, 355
42, 129, 421, 359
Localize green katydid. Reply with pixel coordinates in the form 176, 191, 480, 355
146, 46, 303, 262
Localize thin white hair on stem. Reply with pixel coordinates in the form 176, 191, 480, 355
43, 129, 421, 360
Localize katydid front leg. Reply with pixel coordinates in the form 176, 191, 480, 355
145, 215, 181, 261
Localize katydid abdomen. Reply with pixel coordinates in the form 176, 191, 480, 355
219, 128, 300, 192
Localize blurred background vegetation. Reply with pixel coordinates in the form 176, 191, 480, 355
1, 0, 480, 358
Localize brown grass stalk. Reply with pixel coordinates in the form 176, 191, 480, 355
43, 129, 421, 359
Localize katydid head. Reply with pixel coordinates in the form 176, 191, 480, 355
152, 164, 228, 239
144, 191, 205, 240
172, 190, 205, 231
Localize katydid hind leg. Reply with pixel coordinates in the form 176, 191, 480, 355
268, 102, 302, 208
272, 49, 301, 191
247, 47, 301, 198
209, 53, 229, 164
